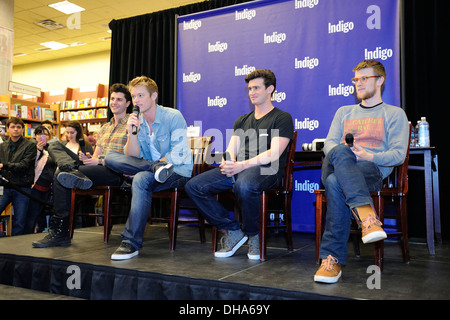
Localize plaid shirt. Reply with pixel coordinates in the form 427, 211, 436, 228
96, 114, 129, 159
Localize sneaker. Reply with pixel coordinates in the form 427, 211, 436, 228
154, 162, 174, 183
314, 255, 342, 283
215, 229, 248, 258
111, 241, 139, 260
247, 234, 260, 260
353, 205, 387, 244
57, 170, 93, 190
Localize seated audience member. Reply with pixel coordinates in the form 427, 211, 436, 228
33, 84, 131, 248
0, 117, 36, 235
104, 76, 193, 260
24, 125, 56, 234
184, 69, 294, 260
313, 60, 409, 284
41, 120, 58, 144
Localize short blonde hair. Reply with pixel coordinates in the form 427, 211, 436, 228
128, 76, 159, 101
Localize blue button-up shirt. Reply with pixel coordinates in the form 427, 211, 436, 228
136, 104, 193, 178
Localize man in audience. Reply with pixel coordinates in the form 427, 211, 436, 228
0, 117, 36, 235
313, 60, 409, 283
104, 76, 193, 260
32, 83, 132, 248
185, 69, 294, 260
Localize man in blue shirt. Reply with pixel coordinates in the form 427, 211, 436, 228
105, 76, 192, 260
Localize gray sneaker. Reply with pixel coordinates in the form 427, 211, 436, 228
214, 229, 248, 258
57, 170, 93, 190
247, 234, 260, 260
111, 241, 139, 260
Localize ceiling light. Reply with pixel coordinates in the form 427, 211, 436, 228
69, 42, 86, 47
48, 1, 85, 15
40, 41, 69, 50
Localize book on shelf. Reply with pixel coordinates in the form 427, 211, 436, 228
60, 107, 108, 121
0, 101, 8, 116
9, 103, 55, 122
59, 97, 108, 110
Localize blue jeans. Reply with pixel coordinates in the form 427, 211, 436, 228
320, 144, 383, 264
104, 151, 189, 249
0, 187, 31, 235
184, 166, 282, 235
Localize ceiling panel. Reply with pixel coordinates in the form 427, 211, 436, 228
12, 0, 206, 66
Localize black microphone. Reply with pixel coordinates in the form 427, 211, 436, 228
345, 133, 354, 147
224, 151, 235, 184
79, 138, 86, 154
132, 105, 140, 135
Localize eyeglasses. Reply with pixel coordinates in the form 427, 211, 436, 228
350, 75, 380, 85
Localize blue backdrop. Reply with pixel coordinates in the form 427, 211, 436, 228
177, 0, 401, 233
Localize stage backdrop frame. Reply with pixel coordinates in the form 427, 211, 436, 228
176, 0, 403, 233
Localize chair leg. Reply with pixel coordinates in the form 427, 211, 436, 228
198, 216, 206, 243
169, 190, 179, 251
373, 195, 384, 272
103, 188, 111, 244
400, 196, 411, 263
284, 195, 294, 252
211, 226, 217, 253
69, 190, 76, 239
315, 193, 323, 264
259, 193, 267, 261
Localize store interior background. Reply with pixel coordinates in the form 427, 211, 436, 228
1, 0, 448, 241
5, 0, 208, 92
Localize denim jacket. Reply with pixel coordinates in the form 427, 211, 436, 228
137, 104, 193, 178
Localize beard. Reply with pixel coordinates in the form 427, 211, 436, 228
356, 86, 376, 101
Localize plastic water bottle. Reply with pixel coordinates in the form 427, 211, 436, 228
414, 120, 421, 147
418, 117, 430, 147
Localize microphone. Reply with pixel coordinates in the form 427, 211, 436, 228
345, 133, 354, 147
132, 105, 140, 135
224, 151, 235, 184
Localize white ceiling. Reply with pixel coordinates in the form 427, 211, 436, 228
13, 0, 205, 66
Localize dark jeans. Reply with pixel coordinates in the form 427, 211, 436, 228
319, 144, 383, 264
24, 187, 51, 234
52, 165, 124, 220
0, 187, 31, 235
184, 165, 282, 235
104, 151, 189, 250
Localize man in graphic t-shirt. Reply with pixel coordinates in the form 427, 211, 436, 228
314, 60, 409, 284
185, 69, 294, 260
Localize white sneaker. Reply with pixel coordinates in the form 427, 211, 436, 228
154, 163, 174, 183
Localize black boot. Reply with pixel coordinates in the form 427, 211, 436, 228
32, 217, 71, 248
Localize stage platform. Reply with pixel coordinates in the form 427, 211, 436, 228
0, 223, 449, 301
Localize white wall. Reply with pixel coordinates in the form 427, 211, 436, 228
12, 51, 110, 93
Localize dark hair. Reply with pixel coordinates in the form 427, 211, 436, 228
245, 69, 277, 97
110, 83, 132, 103
34, 125, 50, 136
41, 120, 54, 128
65, 120, 83, 140
6, 117, 25, 128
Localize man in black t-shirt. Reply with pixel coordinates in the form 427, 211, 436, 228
185, 69, 294, 260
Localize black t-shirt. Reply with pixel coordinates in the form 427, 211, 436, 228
232, 107, 294, 173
